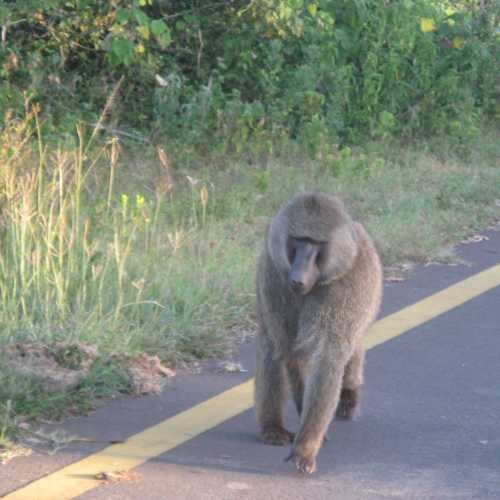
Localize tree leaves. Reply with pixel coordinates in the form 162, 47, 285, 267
0, 0, 496, 139
151, 19, 171, 49
107, 10, 170, 65
151, 19, 167, 36
111, 38, 134, 66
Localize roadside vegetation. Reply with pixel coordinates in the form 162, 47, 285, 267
0, 0, 498, 454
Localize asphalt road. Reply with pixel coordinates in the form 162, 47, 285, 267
2, 225, 500, 500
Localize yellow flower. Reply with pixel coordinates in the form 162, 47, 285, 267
420, 18, 436, 33
452, 36, 465, 49
307, 4, 318, 16
135, 194, 145, 209
137, 25, 150, 40
135, 43, 145, 54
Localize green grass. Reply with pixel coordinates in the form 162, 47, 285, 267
0, 357, 132, 449
0, 113, 499, 446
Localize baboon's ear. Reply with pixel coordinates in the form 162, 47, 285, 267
321, 223, 358, 282
267, 212, 290, 273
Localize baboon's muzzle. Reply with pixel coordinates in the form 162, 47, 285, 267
288, 241, 320, 295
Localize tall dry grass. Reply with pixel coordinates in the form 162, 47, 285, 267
0, 109, 253, 359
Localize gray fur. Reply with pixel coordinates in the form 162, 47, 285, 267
255, 192, 382, 473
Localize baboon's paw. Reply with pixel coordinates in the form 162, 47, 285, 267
335, 402, 358, 420
285, 449, 316, 474
336, 388, 360, 420
262, 426, 295, 446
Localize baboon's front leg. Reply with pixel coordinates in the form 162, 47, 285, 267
287, 344, 350, 473
255, 336, 294, 446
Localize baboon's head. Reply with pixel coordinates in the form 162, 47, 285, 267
268, 192, 358, 294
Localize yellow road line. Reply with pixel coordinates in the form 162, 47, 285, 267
365, 263, 500, 349
3, 381, 255, 500
4, 263, 500, 500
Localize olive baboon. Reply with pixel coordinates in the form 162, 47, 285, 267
255, 192, 382, 473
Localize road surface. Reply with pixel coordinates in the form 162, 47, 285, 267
2, 226, 500, 500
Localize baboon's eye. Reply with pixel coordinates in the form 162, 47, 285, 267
315, 251, 322, 264
315, 243, 327, 266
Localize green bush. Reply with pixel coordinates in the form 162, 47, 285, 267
0, 1, 498, 148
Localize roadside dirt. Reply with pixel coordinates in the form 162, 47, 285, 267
2, 342, 175, 394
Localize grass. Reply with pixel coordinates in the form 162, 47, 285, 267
0, 111, 499, 447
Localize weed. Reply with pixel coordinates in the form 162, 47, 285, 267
0, 111, 499, 447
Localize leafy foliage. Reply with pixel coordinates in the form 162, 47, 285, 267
0, 0, 498, 149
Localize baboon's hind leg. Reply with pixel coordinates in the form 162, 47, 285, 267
286, 360, 305, 417
255, 337, 294, 446
336, 344, 364, 420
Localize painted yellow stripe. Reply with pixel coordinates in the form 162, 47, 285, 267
4, 263, 500, 500
365, 263, 500, 349
4, 380, 255, 500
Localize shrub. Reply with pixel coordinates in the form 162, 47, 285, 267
0, 1, 498, 148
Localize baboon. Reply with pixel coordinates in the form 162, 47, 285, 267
255, 192, 382, 474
